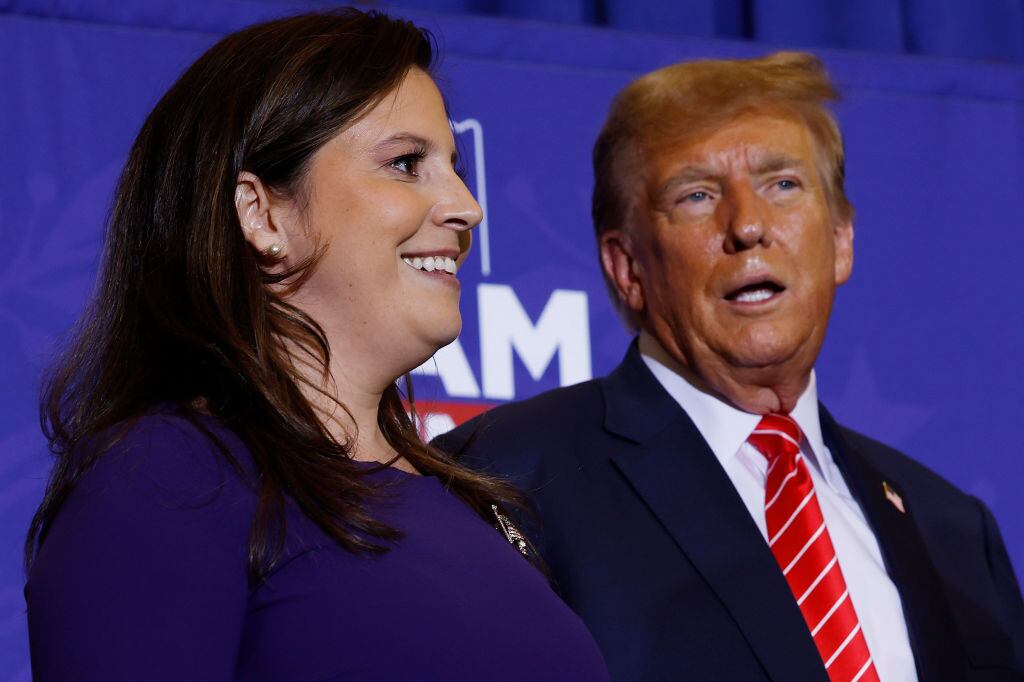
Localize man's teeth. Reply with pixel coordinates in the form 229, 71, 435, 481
402, 255, 458, 275
734, 288, 775, 303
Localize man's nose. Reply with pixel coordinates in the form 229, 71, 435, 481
722, 185, 771, 253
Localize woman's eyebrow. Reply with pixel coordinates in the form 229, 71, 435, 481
372, 133, 435, 152
373, 132, 463, 168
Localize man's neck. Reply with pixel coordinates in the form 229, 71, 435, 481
638, 331, 829, 474
638, 329, 806, 413
638, 329, 811, 414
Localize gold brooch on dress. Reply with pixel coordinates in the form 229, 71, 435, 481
491, 504, 530, 558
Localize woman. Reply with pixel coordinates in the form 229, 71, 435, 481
24, 9, 609, 681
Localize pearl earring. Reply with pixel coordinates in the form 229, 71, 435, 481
264, 243, 283, 258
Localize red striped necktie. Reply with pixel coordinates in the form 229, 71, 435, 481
748, 414, 880, 682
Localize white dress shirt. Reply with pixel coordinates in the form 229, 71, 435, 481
638, 332, 918, 681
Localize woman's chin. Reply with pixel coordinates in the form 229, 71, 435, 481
400, 319, 462, 373
428, 329, 462, 357
432, 314, 463, 348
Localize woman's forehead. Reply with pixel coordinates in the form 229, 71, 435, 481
341, 69, 452, 150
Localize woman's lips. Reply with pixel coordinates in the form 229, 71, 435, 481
402, 254, 458, 275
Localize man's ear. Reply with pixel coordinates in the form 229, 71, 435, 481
833, 216, 854, 286
234, 171, 290, 260
599, 229, 646, 314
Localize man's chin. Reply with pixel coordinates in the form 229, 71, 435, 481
697, 354, 810, 413
715, 340, 814, 382
714, 321, 821, 370
727, 349, 797, 370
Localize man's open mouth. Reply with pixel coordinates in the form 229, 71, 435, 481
725, 281, 785, 304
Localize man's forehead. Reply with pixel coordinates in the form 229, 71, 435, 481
646, 113, 817, 182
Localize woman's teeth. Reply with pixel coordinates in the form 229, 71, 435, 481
403, 255, 458, 275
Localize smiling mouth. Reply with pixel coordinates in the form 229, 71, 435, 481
402, 255, 458, 276
725, 281, 785, 304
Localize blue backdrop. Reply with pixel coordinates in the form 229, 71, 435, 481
2, 1, 1023, 679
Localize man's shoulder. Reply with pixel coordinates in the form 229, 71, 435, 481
834, 421, 976, 508
436, 376, 602, 446
432, 378, 606, 467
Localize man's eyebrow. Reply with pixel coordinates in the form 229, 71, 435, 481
658, 155, 809, 196
658, 166, 720, 195
751, 154, 808, 175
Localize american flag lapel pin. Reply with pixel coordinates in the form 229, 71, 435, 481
882, 481, 906, 513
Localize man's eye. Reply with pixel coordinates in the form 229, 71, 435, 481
684, 191, 709, 203
776, 179, 798, 190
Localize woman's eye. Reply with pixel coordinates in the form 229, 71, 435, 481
390, 154, 423, 176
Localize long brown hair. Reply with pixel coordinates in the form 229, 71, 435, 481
27, 8, 527, 580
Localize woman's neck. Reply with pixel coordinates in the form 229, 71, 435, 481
296, 351, 421, 473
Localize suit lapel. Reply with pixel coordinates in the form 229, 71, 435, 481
820, 406, 968, 680
603, 346, 829, 682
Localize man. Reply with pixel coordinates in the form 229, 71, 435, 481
436, 52, 1024, 680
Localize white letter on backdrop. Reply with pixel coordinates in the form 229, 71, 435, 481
479, 283, 592, 400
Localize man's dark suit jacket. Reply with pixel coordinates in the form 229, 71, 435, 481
435, 343, 1024, 681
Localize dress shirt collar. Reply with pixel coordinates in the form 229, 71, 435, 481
637, 331, 836, 486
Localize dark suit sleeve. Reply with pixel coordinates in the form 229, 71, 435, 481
26, 417, 251, 681
976, 496, 1024, 669
433, 414, 548, 558
434, 415, 500, 474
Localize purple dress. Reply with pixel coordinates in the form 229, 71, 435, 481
26, 412, 609, 681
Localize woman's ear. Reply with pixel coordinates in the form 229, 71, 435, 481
235, 171, 289, 260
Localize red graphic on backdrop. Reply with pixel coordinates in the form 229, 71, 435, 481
407, 400, 496, 440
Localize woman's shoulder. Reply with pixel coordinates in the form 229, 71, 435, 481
27, 408, 258, 673
30, 408, 259, 586
69, 406, 258, 510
